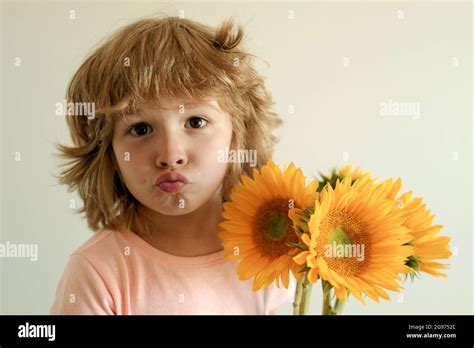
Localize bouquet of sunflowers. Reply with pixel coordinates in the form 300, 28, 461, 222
218, 160, 451, 315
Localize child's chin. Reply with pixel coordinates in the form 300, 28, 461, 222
153, 200, 197, 216
156, 207, 192, 216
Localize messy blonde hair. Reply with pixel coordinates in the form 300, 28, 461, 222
56, 16, 282, 235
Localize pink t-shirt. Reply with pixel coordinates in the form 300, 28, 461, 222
50, 227, 294, 315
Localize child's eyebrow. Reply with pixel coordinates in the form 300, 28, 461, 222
178, 101, 222, 113
131, 101, 222, 116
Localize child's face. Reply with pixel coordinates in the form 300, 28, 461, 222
112, 97, 233, 216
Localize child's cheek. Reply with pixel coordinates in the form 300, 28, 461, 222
193, 127, 232, 169
113, 142, 150, 186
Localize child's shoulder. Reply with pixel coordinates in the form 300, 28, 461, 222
71, 228, 125, 260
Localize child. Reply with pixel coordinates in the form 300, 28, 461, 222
50, 15, 292, 314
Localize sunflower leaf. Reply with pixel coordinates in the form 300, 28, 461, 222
287, 242, 309, 250
298, 265, 311, 274
403, 270, 421, 283
405, 254, 422, 271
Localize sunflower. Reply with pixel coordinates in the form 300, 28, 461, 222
316, 164, 369, 192
338, 164, 365, 179
369, 177, 452, 278
396, 192, 451, 278
291, 175, 414, 304
218, 160, 317, 291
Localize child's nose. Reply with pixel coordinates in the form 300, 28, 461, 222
158, 157, 186, 169
155, 132, 188, 169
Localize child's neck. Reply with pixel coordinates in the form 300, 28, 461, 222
132, 191, 225, 257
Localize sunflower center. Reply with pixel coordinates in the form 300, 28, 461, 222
253, 197, 299, 258
264, 213, 288, 241
317, 209, 370, 277
328, 227, 353, 257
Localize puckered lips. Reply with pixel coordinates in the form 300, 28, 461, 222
154, 171, 189, 193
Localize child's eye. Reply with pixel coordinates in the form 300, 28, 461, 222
128, 122, 152, 136
185, 117, 208, 129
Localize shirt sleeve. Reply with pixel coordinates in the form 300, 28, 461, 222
50, 253, 115, 315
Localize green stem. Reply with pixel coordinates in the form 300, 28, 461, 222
293, 275, 304, 315
322, 280, 332, 315
333, 298, 345, 314
322, 280, 345, 315
299, 274, 313, 315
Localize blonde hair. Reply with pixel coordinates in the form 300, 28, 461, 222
56, 16, 282, 235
